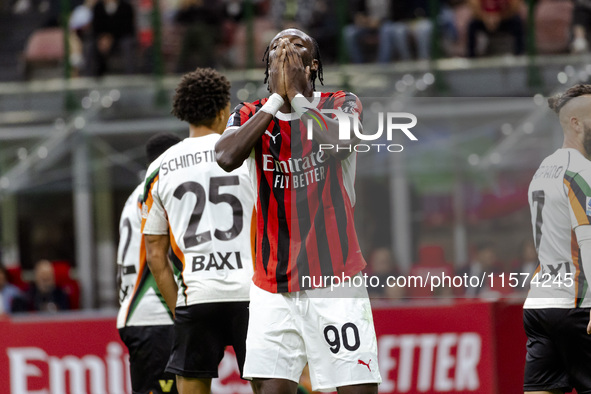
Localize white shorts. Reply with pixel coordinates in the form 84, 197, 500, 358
243, 279, 382, 391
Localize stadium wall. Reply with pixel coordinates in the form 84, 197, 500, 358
0, 300, 526, 394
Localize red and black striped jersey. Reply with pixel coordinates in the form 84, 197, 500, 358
225, 91, 366, 293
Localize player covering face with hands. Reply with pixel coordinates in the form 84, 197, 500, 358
216, 29, 381, 394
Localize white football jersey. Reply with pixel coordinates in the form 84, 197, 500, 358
116, 183, 173, 328
142, 134, 255, 307
524, 148, 591, 309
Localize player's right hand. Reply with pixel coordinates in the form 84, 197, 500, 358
268, 38, 288, 99
284, 41, 311, 101
587, 310, 591, 334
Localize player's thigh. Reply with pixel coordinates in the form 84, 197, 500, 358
119, 325, 177, 394
176, 376, 211, 394
166, 304, 228, 379
337, 383, 379, 394
558, 308, 591, 393
243, 283, 307, 383
224, 301, 250, 376
523, 309, 571, 393
251, 377, 299, 394
303, 284, 382, 391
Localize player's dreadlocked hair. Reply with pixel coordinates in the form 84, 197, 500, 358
548, 83, 591, 114
145, 132, 181, 163
262, 37, 324, 92
172, 68, 231, 127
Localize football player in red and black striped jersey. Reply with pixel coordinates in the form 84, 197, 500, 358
216, 29, 381, 394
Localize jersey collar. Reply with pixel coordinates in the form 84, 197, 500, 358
275, 91, 321, 121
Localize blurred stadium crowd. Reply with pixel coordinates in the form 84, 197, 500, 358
0, 0, 589, 316
0, 0, 585, 80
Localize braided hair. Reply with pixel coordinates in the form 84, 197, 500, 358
548, 84, 591, 114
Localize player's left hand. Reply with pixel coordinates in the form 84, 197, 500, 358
587, 310, 591, 334
283, 42, 312, 101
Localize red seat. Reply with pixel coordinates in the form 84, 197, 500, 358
22, 28, 64, 79
52, 260, 80, 310
535, 0, 573, 54
5, 266, 29, 292
407, 245, 454, 298
24, 28, 64, 62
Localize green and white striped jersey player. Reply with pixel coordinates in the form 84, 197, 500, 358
116, 132, 181, 394
116, 183, 174, 329
525, 148, 591, 309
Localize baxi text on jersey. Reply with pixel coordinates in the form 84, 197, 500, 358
192, 251, 244, 272
161, 149, 217, 176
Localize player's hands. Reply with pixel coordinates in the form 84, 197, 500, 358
284, 42, 312, 102
268, 38, 288, 99
587, 310, 591, 334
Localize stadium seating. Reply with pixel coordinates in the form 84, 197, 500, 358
407, 244, 454, 298
6, 266, 29, 291
51, 260, 80, 310
535, 0, 573, 54
21, 27, 64, 79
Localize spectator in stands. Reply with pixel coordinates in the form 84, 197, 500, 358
466, 0, 524, 57
571, 0, 591, 53
174, 0, 224, 72
13, 259, 70, 313
408, 244, 455, 298
0, 264, 24, 314
69, 0, 95, 77
511, 238, 537, 293
366, 247, 405, 300
304, 0, 339, 63
343, 0, 385, 63
377, 0, 433, 62
89, 0, 136, 76
270, 0, 339, 63
456, 242, 502, 296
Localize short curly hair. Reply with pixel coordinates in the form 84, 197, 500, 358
172, 68, 231, 127
548, 83, 591, 114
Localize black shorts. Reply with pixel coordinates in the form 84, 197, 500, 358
523, 308, 591, 393
166, 301, 249, 379
118, 325, 177, 394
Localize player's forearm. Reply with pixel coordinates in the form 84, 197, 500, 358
215, 112, 273, 172
579, 238, 591, 286
151, 261, 178, 315
116, 265, 122, 296
145, 234, 178, 315
216, 95, 284, 172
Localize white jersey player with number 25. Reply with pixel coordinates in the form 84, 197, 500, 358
142, 68, 255, 394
